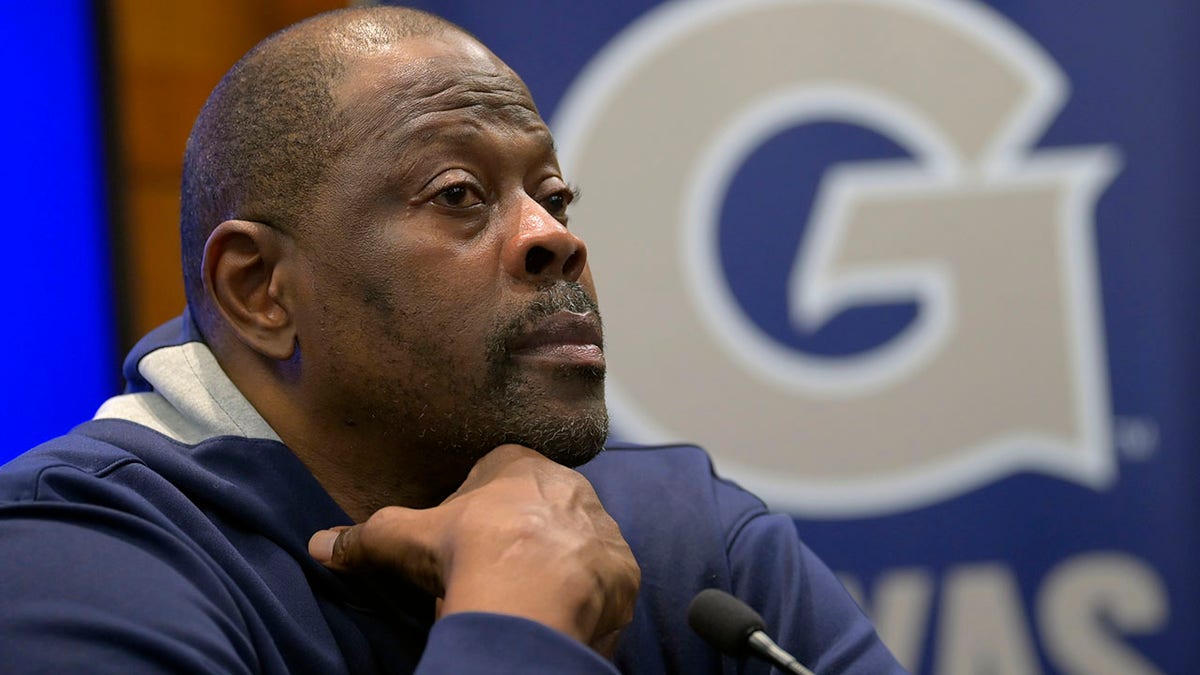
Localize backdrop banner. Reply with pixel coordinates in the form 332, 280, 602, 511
399, 1, 1199, 672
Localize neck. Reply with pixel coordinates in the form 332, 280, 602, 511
282, 427, 472, 521
215, 348, 469, 522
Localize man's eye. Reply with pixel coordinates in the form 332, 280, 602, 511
433, 185, 483, 208
541, 188, 576, 220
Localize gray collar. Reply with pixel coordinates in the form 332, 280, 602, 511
94, 341, 281, 445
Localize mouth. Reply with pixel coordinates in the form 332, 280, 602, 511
508, 310, 605, 368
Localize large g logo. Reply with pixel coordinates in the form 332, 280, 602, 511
555, 0, 1119, 516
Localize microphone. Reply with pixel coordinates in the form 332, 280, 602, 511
687, 588, 816, 675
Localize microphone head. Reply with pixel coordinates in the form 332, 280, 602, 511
687, 588, 767, 655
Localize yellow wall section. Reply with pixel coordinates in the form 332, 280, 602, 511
108, 0, 347, 352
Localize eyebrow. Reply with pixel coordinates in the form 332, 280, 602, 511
344, 112, 557, 194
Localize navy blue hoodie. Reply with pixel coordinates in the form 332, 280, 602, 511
0, 313, 903, 673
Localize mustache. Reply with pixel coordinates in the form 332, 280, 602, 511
492, 281, 602, 354
522, 281, 600, 319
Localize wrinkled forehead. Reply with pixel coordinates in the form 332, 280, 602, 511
333, 36, 547, 148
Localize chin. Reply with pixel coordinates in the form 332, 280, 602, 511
537, 440, 607, 469
472, 363, 608, 466
503, 402, 610, 468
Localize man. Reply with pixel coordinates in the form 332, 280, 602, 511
0, 6, 904, 673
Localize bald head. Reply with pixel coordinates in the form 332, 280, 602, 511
180, 6, 479, 322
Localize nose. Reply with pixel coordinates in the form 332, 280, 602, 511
501, 195, 588, 283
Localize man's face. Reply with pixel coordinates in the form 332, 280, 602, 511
292, 34, 608, 477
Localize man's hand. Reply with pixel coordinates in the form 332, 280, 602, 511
308, 444, 640, 654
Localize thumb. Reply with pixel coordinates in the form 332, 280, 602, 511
308, 507, 445, 598
308, 525, 351, 564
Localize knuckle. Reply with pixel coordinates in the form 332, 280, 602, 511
364, 505, 406, 528
512, 509, 550, 536
335, 507, 412, 568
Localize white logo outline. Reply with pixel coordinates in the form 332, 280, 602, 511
553, 0, 1119, 516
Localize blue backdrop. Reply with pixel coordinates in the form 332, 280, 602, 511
0, 4, 115, 461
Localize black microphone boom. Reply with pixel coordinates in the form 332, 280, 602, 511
687, 588, 816, 675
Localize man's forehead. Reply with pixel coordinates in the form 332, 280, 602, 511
334, 37, 545, 141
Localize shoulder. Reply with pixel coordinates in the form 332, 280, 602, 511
0, 510, 259, 673
583, 441, 718, 477
0, 420, 236, 586
0, 428, 259, 673
584, 444, 906, 673
0, 421, 149, 502
0, 418, 230, 524
584, 443, 811, 672
0, 421, 245, 608
579, 442, 769, 538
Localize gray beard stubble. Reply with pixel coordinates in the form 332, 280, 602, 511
400, 280, 609, 470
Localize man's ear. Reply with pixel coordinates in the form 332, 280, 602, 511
202, 220, 298, 361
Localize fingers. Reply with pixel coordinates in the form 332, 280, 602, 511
591, 626, 626, 660
586, 531, 641, 646
307, 444, 642, 653
308, 508, 446, 598
307, 524, 350, 563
